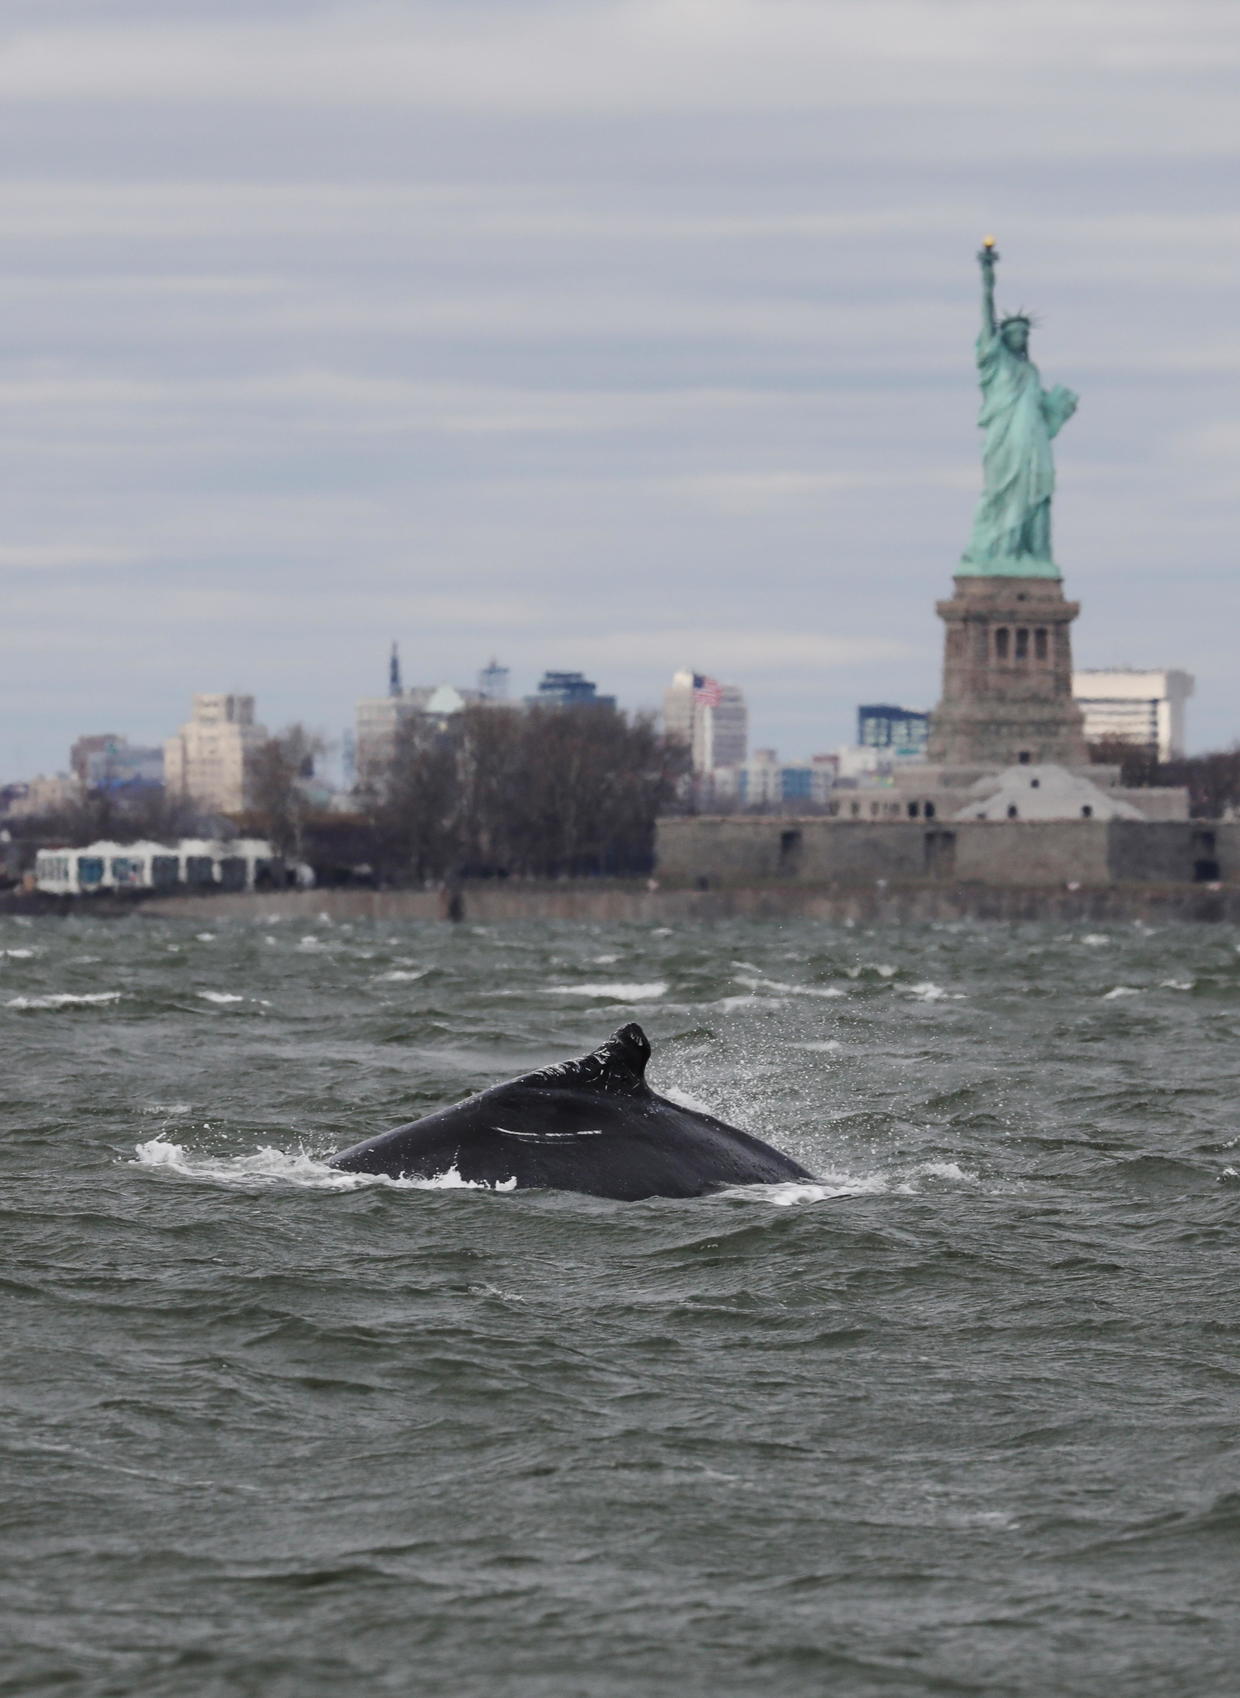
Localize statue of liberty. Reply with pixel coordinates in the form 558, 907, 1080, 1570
960, 239, 1078, 577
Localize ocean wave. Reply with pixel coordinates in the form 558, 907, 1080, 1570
374, 968, 430, 983
735, 975, 845, 999
130, 1139, 518, 1192
544, 981, 668, 1001
6, 991, 125, 1010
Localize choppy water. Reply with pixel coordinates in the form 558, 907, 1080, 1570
4, 911, 1240, 1697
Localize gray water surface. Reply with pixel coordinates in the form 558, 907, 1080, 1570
3, 913, 1240, 1697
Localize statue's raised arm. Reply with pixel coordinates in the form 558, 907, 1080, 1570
959, 238, 1078, 580
978, 237, 998, 338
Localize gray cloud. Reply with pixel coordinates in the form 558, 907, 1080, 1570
2, 0, 1238, 778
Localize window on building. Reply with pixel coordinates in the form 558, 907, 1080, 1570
1081, 806, 1092, 818
1018, 750, 1031, 765
995, 627, 1010, 660
907, 801, 920, 818
1006, 805, 1019, 819
1031, 778, 1040, 788
1035, 627, 1048, 660
925, 801, 936, 819
1015, 627, 1029, 661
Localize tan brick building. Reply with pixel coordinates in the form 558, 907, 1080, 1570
164, 694, 268, 814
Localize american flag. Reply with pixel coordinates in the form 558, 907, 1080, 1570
693, 674, 723, 708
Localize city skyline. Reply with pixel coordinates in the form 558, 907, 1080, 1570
3, 2, 1237, 776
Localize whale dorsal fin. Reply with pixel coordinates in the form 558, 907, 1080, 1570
524, 1023, 651, 1095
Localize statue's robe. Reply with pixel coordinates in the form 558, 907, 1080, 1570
962, 328, 1076, 572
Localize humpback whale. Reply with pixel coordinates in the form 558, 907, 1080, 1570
329, 1023, 813, 1200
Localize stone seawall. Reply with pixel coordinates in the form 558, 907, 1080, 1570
657, 815, 1240, 890
136, 881, 1240, 925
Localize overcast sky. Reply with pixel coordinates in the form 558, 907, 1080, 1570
4, 0, 1239, 776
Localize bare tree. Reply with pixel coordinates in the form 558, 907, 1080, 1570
357, 702, 688, 884
1090, 736, 1240, 819
246, 724, 326, 857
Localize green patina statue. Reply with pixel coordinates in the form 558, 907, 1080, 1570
959, 238, 1078, 579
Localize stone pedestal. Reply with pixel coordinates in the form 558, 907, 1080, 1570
927, 574, 1088, 768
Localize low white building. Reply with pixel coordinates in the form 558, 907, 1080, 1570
1072, 669, 1194, 760
35, 836, 300, 896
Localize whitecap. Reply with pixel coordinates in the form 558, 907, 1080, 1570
592, 954, 620, 966
130, 1139, 517, 1193
909, 1160, 981, 1184
195, 932, 216, 943
736, 975, 845, 999
718, 1170, 889, 1206
1102, 985, 1142, 1000
196, 991, 245, 1004
544, 981, 668, 1001
6, 991, 124, 1010
906, 982, 964, 1001
374, 968, 429, 983
791, 1039, 844, 1053
0, 948, 35, 959
1159, 979, 1194, 991
714, 992, 788, 1012
1080, 934, 1112, 946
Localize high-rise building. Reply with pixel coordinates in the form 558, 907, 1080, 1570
478, 658, 510, 702
663, 670, 748, 773
81, 740, 165, 793
354, 694, 423, 782
1071, 669, 1193, 760
857, 705, 930, 757
721, 749, 835, 808
70, 733, 122, 786
355, 641, 484, 785
527, 671, 615, 709
164, 694, 267, 813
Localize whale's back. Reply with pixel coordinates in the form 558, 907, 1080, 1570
328, 1023, 812, 1199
